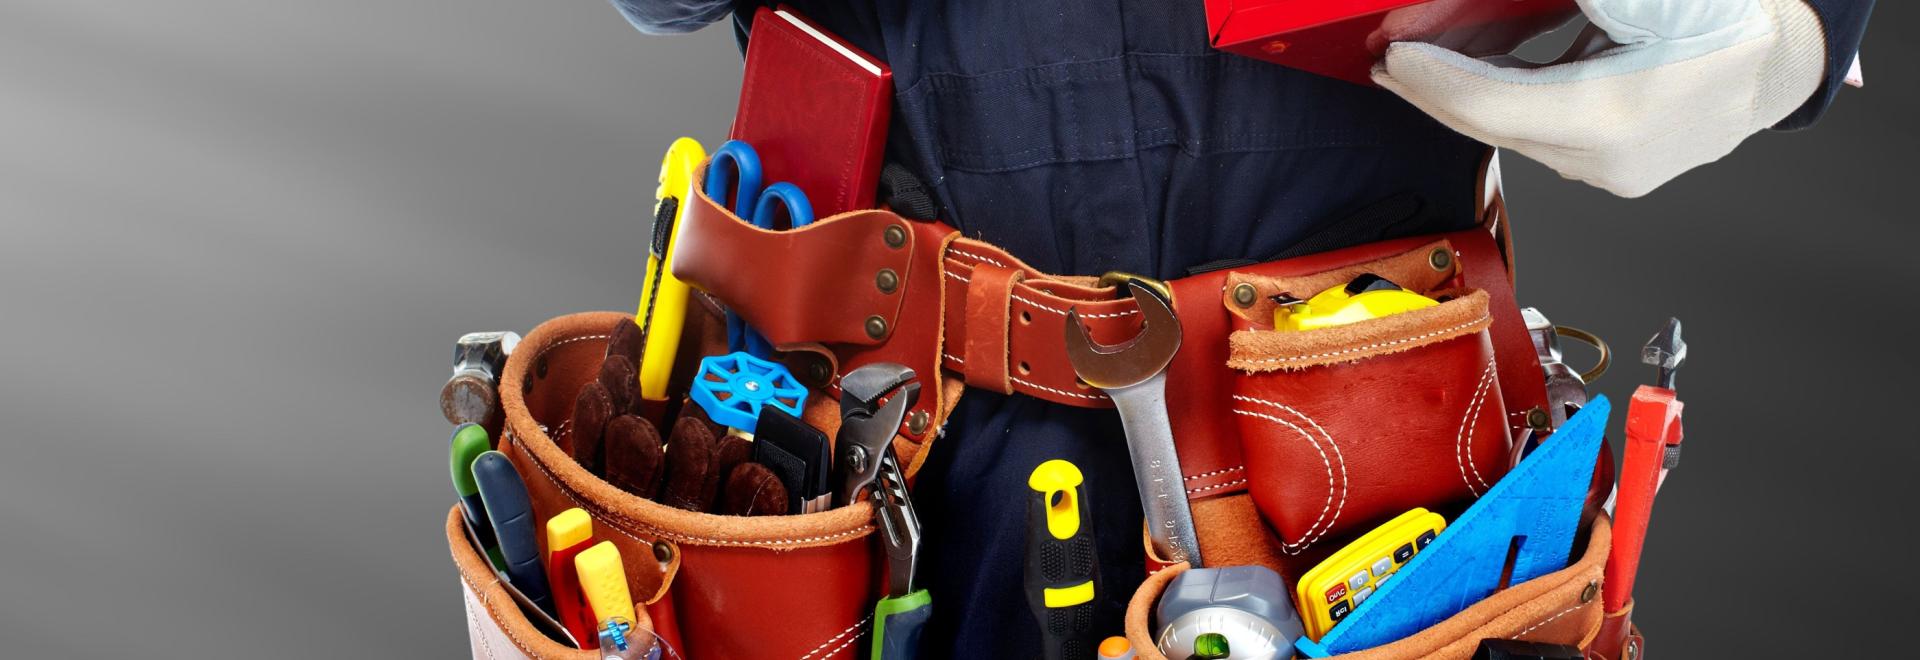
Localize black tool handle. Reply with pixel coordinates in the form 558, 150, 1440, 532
1024, 463, 1099, 660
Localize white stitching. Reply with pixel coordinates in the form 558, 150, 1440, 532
1186, 478, 1248, 496
534, 332, 611, 361
947, 247, 1008, 268
1516, 600, 1590, 637
1467, 359, 1497, 490
1011, 376, 1108, 401
1234, 316, 1489, 366
1230, 408, 1334, 554
1184, 466, 1245, 482
813, 625, 867, 660
943, 353, 965, 364
799, 614, 872, 660
511, 430, 874, 548
1231, 395, 1349, 550
1456, 360, 1498, 497
944, 271, 1138, 319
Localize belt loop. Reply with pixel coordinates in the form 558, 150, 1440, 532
962, 262, 1024, 394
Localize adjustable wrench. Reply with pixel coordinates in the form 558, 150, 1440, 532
1064, 280, 1203, 567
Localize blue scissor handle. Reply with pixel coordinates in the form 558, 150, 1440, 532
705, 140, 764, 215
752, 181, 815, 230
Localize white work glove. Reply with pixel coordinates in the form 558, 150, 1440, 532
1373, 0, 1828, 197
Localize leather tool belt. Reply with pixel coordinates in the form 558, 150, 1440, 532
451, 154, 1644, 660
673, 155, 1549, 520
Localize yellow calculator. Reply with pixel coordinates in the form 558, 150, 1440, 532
1294, 508, 1447, 640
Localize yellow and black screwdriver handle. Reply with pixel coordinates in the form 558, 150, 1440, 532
1026, 459, 1101, 660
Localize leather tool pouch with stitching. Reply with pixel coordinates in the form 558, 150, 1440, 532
1223, 241, 1512, 573
451, 309, 880, 660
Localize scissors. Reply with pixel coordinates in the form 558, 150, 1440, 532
704, 140, 815, 359
687, 140, 814, 435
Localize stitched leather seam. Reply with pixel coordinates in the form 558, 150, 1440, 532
1234, 315, 1490, 366
943, 353, 964, 363
1184, 465, 1245, 482
1517, 600, 1591, 638
1455, 360, 1498, 497
513, 429, 874, 548
463, 586, 498, 660
1011, 376, 1108, 401
1230, 408, 1335, 553
799, 614, 872, 660
946, 247, 1008, 268
1186, 478, 1248, 496
943, 270, 1137, 318
458, 571, 538, 658
1467, 359, 1497, 490
1231, 395, 1350, 550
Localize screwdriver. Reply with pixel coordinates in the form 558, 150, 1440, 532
1025, 459, 1100, 660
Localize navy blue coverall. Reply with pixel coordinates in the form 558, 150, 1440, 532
613, 1, 1873, 656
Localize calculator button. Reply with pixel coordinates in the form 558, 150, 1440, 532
1416, 530, 1437, 550
1352, 586, 1374, 606
1325, 583, 1348, 604
1329, 600, 1352, 622
1347, 571, 1370, 592
1371, 557, 1393, 577
1393, 543, 1416, 564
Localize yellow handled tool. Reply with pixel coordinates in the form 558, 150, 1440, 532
635, 138, 707, 403
1273, 273, 1437, 332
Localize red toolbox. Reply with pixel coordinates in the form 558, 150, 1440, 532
1204, 0, 1580, 86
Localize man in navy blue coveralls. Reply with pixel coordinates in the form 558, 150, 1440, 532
612, 1, 1873, 655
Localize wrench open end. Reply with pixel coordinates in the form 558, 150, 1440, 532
1063, 280, 1183, 390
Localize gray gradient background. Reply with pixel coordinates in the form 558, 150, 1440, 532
1, 2, 1912, 657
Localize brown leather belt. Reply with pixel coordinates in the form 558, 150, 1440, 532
670, 155, 1546, 492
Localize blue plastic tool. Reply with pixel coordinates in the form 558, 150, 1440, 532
472, 450, 554, 617
1295, 396, 1610, 658
703, 140, 815, 359
689, 352, 809, 435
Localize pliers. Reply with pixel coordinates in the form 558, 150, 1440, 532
834, 363, 928, 660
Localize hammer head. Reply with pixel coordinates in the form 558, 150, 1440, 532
442, 331, 521, 426
1641, 318, 1685, 390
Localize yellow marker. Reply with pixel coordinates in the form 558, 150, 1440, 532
635, 137, 707, 402
1293, 508, 1447, 640
1273, 274, 1437, 332
575, 541, 637, 628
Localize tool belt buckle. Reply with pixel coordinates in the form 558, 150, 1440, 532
1097, 271, 1172, 304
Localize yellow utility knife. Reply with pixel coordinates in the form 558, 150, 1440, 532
635, 137, 707, 403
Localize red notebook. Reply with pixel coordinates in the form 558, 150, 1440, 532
730, 6, 892, 218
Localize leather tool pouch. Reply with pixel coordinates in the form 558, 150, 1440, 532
1123, 516, 1615, 660
1224, 241, 1511, 564
450, 310, 879, 660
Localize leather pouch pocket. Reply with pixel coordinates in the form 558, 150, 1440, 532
1122, 515, 1613, 660
1225, 251, 1512, 559
453, 310, 879, 660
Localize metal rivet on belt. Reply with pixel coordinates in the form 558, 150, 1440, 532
1429, 247, 1453, 271
1626, 639, 1641, 660
907, 410, 930, 435
864, 315, 889, 340
1231, 282, 1259, 308
876, 268, 900, 294
1526, 407, 1551, 430
651, 540, 674, 563
1581, 579, 1599, 603
883, 225, 908, 249
807, 360, 832, 386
